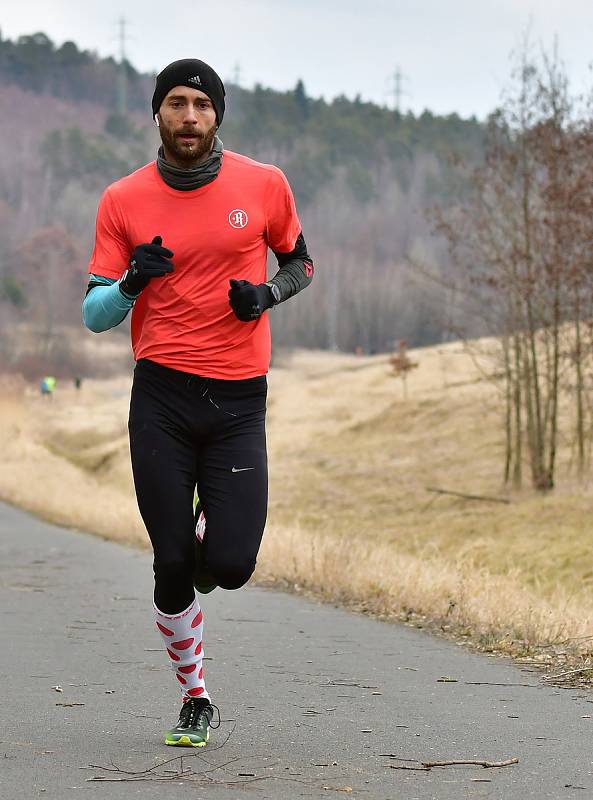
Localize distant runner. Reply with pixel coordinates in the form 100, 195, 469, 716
82, 59, 314, 747
40, 375, 56, 398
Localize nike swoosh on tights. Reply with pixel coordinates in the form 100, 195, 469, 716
231, 466, 255, 472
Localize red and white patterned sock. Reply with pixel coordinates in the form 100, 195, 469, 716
154, 594, 209, 701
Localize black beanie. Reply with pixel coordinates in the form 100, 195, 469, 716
151, 59, 226, 126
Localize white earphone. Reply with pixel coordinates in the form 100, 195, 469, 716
154, 114, 160, 127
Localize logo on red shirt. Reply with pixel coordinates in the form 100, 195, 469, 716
228, 209, 249, 229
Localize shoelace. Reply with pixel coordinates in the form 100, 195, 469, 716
179, 699, 221, 730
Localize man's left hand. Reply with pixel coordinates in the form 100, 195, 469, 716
228, 279, 274, 322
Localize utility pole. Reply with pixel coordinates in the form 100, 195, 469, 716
388, 66, 408, 113
233, 62, 242, 87
116, 17, 128, 115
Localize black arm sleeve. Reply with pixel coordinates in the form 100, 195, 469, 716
268, 232, 314, 304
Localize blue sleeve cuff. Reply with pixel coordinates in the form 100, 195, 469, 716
82, 276, 135, 333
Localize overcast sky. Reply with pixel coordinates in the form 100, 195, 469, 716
2, 0, 592, 119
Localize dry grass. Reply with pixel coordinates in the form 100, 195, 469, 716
259, 522, 593, 659
3, 340, 593, 672
0, 376, 145, 548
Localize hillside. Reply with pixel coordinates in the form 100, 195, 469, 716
0, 31, 486, 379
2, 342, 593, 673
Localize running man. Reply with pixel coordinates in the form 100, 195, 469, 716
82, 59, 314, 747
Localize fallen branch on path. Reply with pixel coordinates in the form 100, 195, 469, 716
423, 758, 518, 769
86, 734, 354, 793
385, 757, 518, 771
464, 681, 538, 688
387, 764, 430, 771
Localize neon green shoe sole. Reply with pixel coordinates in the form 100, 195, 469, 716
164, 730, 209, 747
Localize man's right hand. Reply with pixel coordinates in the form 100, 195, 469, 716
119, 236, 174, 297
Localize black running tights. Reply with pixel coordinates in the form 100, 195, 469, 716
128, 359, 268, 614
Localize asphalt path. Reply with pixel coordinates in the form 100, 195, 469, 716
1, 501, 593, 799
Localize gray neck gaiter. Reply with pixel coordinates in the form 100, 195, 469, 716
156, 136, 224, 191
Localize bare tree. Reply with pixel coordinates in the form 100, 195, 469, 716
434, 42, 593, 491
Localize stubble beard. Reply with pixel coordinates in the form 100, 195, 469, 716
160, 122, 217, 167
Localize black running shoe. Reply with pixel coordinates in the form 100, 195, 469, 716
164, 697, 219, 747
193, 500, 217, 594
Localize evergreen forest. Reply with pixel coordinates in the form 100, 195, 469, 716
0, 31, 486, 374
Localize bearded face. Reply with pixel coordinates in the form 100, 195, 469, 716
157, 87, 218, 167
159, 117, 217, 166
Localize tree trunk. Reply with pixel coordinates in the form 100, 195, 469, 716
512, 331, 523, 489
574, 292, 585, 475
502, 334, 513, 484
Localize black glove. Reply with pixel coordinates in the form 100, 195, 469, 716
228, 279, 274, 322
119, 236, 174, 297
